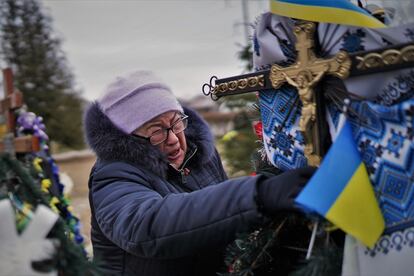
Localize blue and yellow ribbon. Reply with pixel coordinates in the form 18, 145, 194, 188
270, 0, 386, 28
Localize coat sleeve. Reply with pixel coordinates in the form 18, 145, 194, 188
91, 161, 265, 259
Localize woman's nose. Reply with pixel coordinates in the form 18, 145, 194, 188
165, 129, 179, 145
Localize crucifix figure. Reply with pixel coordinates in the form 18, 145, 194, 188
282, 69, 327, 165
268, 21, 351, 166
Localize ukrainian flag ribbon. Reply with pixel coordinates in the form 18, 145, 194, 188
270, 0, 386, 28
295, 121, 385, 248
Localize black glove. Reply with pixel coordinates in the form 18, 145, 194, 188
257, 166, 317, 215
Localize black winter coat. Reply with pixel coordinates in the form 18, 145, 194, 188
84, 103, 266, 275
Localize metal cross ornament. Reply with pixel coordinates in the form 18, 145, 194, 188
203, 20, 414, 166
268, 22, 350, 166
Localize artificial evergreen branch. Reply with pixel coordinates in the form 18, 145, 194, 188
290, 245, 343, 276
0, 154, 100, 275
250, 219, 287, 270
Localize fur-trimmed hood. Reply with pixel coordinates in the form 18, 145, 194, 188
84, 102, 216, 178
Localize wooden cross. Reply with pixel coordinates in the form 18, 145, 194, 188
0, 68, 40, 155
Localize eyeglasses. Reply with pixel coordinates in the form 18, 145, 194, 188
133, 115, 188, 145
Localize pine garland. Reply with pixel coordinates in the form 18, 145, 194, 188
0, 154, 100, 275
220, 212, 344, 275
218, 99, 345, 276
291, 246, 343, 276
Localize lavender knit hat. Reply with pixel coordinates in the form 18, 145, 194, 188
98, 70, 183, 134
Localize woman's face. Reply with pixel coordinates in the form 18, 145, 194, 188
134, 111, 187, 169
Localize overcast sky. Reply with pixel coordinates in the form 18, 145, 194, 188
40, 0, 269, 101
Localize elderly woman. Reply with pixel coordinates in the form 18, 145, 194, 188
84, 70, 314, 276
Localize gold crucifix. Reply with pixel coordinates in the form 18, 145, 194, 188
269, 21, 351, 166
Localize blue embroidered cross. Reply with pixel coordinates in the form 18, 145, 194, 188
386, 129, 405, 158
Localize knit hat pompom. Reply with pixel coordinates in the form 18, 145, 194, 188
98, 70, 183, 134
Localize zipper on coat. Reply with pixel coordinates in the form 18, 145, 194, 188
176, 146, 197, 186
180, 170, 187, 184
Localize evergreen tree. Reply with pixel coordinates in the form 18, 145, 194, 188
0, 0, 85, 150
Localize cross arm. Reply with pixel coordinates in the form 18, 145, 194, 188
0, 135, 40, 154
349, 41, 414, 77
0, 90, 23, 113
206, 70, 271, 100
204, 41, 414, 100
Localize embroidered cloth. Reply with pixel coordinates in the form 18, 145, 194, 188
253, 12, 414, 275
